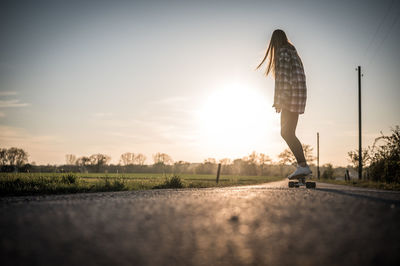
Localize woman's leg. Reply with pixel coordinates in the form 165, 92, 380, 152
280, 109, 307, 165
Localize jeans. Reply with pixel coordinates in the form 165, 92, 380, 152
280, 109, 306, 165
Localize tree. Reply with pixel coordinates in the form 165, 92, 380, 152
75, 156, 91, 166
303, 144, 316, 165
259, 153, 272, 175
89, 154, 111, 165
197, 158, 217, 174
219, 158, 231, 165
152, 153, 173, 165
278, 144, 315, 165
240, 152, 258, 175
204, 158, 216, 164
174, 161, 190, 174
134, 153, 147, 165
120, 152, 135, 166
6, 147, 28, 167
258, 153, 272, 165
278, 149, 296, 166
65, 154, 76, 165
248, 151, 258, 165
368, 126, 400, 183
0, 148, 7, 166
152, 153, 173, 175
232, 158, 246, 175
347, 149, 370, 169
89, 154, 111, 172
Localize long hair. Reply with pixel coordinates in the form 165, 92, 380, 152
256, 29, 291, 77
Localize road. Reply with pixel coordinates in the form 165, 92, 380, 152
1, 180, 400, 266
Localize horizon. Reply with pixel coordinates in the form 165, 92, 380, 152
1, 0, 400, 167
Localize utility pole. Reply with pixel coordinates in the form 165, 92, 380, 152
317, 132, 320, 179
357, 66, 362, 180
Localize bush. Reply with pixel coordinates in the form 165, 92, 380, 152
368, 126, 400, 183
153, 175, 184, 189
322, 164, 335, 179
61, 173, 78, 184
100, 176, 127, 191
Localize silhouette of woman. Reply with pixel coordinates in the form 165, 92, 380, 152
257, 29, 312, 179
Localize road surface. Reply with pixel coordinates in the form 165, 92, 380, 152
1, 180, 400, 266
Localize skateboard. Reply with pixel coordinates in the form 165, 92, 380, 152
288, 175, 316, 188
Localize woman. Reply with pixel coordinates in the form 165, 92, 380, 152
257, 29, 312, 179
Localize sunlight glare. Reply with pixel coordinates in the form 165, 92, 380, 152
196, 82, 278, 157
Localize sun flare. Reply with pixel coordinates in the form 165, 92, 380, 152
196, 82, 278, 157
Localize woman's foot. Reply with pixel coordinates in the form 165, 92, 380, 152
288, 165, 312, 179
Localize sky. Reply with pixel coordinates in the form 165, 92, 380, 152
0, 0, 399, 166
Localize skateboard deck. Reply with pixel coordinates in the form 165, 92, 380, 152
288, 175, 316, 188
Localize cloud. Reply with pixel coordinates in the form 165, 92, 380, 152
90, 95, 200, 148
0, 91, 17, 96
149, 96, 188, 105
92, 112, 113, 118
0, 92, 29, 108
0, 125, 65, 164
0, 125, 60, 145
0, 99, 30, 108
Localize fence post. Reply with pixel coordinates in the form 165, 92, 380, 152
216, 163, 221, 184
345, 169, 350, 181
317, 132, 320, 179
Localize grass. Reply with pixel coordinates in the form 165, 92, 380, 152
0, 172, 282, 196
314, 178, 400, 191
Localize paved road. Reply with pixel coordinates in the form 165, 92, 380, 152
1, 180, 400, 266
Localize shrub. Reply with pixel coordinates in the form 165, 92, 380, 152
368, 126, 400, 183
153, 175, 184, 189
100, 176, 127, 191
61, 173, 78, 184
322, 164, 335, 179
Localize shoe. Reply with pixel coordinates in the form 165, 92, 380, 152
288, 165, 312, 180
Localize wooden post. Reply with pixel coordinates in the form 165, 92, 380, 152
345, 169, 350, 181
317, 132, 320, 179
216, 163, 221, 183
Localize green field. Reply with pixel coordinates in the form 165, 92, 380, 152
0, 172, 282, 196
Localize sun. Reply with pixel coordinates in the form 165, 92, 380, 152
196, 82, 278, 157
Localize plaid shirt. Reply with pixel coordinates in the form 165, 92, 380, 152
273, 45, 307, 114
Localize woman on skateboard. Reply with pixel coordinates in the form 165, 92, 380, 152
257, 29, 312, 179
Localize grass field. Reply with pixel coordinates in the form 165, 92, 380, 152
0, 172, 283, 196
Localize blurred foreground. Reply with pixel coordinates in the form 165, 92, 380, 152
1, 180, 400, 266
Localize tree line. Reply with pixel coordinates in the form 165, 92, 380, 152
0, 144, 363, 179
0, 147, 315, 176
3, 124, 398, 183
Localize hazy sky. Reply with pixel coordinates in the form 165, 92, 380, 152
1, 0, 399, 166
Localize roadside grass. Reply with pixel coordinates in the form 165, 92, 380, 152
313, 178, 400, 191
0, 173, 282, 196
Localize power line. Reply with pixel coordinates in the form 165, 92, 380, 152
367, 3, 400, 67
363, 0, 395, 62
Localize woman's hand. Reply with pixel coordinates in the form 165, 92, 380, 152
275, 107, 282, 113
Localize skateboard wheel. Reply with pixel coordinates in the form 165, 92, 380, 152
288, 181, 295, 188
306, 181, 316, 189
